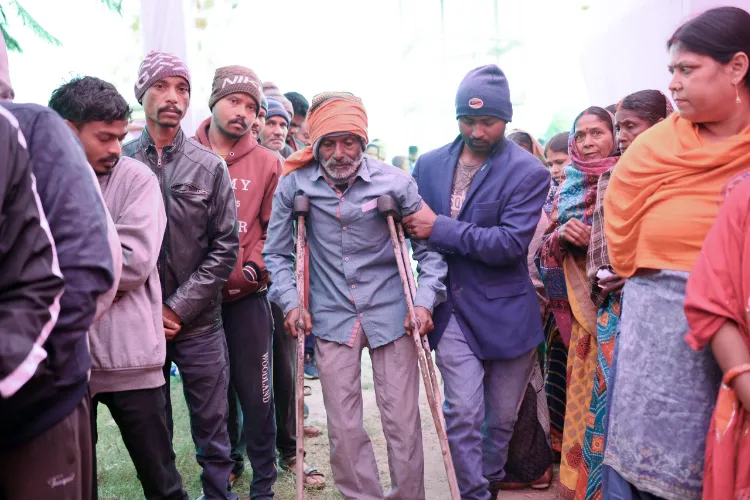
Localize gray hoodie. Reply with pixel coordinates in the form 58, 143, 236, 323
89, 156, 167, 396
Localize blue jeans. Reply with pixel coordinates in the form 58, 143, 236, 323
435, 315, 534, 500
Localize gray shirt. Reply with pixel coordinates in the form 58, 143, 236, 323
263, 157, 447, 348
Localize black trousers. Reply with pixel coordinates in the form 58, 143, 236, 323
227, 382, 246, 475
222, 294, 277, 499
228, 302, 297, 472
162, 331, 235, 500
91, 387, 187, 500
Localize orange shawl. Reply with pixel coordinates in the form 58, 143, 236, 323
604, 114, 750, 278
685, 176, 750, 500
283, 92, 368, 175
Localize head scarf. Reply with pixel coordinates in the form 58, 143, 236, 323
604, 113, 750, 278
535, 110, 619, 345
554, 112, 619, 223
508, 129, 546, 164
282, 92, 368, 175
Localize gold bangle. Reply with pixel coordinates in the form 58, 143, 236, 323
723, 363, 750, 386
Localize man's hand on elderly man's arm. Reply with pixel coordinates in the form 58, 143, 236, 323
403, 202, 438, 240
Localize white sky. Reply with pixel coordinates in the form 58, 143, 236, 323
7, 0, 599, 156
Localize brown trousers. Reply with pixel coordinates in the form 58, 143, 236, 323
0, 395, 92, 500
316, 330, 425, 500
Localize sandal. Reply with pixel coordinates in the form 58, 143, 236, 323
228, 466, 244, 488
228, 471, 241, 487
531, 466, 553, 489
280, 458, 326, 490
303, 424, 322, 438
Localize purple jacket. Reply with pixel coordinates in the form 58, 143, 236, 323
89, 156, 167, 396
413, 137, 550, 360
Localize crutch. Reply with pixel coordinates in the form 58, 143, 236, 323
293, 194, 310, 500
377, 195, 461, 500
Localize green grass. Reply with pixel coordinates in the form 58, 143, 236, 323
95, 379, 209, 499
97, 351, 395, 499
95, 378, 343, 500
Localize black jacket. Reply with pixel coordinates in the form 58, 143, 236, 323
0, 106, 65, 399
0, 103, 115, 448
122, 128, 238, 339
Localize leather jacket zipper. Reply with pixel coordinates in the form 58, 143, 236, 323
156, 150, 168, 298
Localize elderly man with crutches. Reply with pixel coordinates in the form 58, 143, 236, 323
263, 92, 451, 500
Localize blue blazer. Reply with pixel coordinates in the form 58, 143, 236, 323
414, 137, 551, 360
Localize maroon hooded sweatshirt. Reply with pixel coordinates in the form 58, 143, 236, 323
194, 117, 282, 302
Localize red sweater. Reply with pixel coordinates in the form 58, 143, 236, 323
194, 118, 282, 302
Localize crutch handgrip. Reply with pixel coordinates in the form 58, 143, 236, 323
294, 193, 310, 217
377, 195, 402, 221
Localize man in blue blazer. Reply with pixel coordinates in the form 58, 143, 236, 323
403, 65, 550, 500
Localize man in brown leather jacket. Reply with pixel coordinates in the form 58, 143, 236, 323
122, 50, 239, 500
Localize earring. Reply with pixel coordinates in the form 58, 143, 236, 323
736, 82, 742, 104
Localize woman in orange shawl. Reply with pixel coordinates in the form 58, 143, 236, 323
685, 175, 750, 500
602, 7, 750, 500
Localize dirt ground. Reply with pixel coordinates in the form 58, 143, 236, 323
294, 351, 560, 500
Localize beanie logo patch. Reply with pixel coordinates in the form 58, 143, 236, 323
469, 98, 484, 109
221, 75, 260, 89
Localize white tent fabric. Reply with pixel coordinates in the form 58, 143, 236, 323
580, 0, 750, 107
138, 0, 750, 136
139, 0, 198, 134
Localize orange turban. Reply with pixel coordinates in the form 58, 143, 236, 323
283, 92, 368, 175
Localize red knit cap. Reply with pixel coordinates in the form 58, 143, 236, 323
134, 50, 191, 103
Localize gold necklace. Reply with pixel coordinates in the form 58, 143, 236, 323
208, 137, 239, 159
458, 158, 483, 168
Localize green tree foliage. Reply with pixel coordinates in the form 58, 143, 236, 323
542, 110, 577, 139
1, 0, 121, 52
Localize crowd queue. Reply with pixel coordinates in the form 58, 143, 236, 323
1, 6, 750, 500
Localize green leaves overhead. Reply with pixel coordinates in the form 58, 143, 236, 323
1, 0, 121, 52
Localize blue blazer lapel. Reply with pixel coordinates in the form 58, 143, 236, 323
439, 139, 462, 216
457, 161, 491, 219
